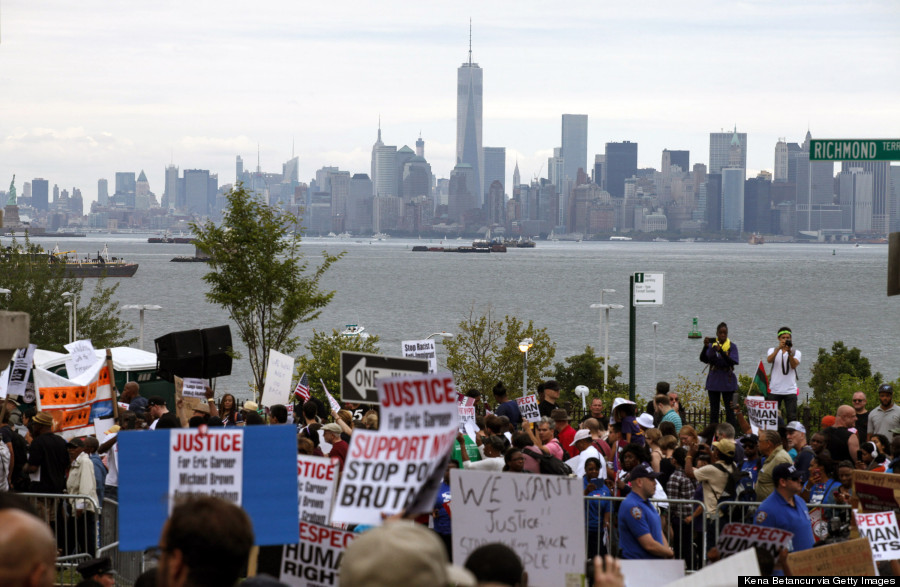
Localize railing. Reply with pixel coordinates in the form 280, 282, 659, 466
20, 493, 144, 586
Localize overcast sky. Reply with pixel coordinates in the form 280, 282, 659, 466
1, 0, 898, 206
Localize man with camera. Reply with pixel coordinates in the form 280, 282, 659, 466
767, 327, 801, 422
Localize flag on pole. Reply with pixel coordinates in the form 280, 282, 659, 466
293, 372, 310, 401
751, 361, 769, 398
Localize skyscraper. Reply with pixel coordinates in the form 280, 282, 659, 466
374, 145, 397, 197
483, 147, 505, 197
561, 114, 588, 184
774, 139, 789, 182
605, 142, 638, 198
709, 127, 747, 175
32, 178, 49, 211
841, 160, 890, 233
97, 179, 109, 207
165, 165, 180, 211
456, 24, 483, 207
371, 120, 384, 195
722, 168, 745, 232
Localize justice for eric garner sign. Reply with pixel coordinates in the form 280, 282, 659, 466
297, 454, 337, 525
331, 372, 459, 526
516, 394, 541, 423
118, 425, 299, 550
745, 396, 778, 432
451, 469, 584, 587
256, 521, 355, 587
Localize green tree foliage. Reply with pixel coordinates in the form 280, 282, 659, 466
809, 341, 882, 414
442, 306, 555, 398
552, 345, 626, 408
294, 330, 381, 407
0, 237, 135, 351
191, 185, 343, 397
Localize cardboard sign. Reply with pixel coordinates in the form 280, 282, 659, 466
64, 340, 99, 379
785, 537, 875, 576
181, 377, 207, 399
854, 470, 900, 512
716, 523, 792, 558
666, 547, 759, 587
34, 360, 113, 440
256, 522, 355, 587
118, 425, 299, 550
401, 339, 437, 374
174, 376, 206, 427
331, 373, 459, 526
744, 396, 778, 432
451, 469, 584, 587
516, 394, 541, 423
7, 344, 37, 398
169, 429, 244, 511
261, 350, 295, 408
297, 455, 337, 525
855, 511, 900, 561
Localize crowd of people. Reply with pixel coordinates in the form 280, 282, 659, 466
1, 325, 898, 584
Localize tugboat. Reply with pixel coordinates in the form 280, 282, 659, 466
748, 234, 765, 245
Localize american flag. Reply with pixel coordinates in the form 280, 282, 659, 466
293, 372, 310, 401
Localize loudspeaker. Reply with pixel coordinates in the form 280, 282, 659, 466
155, 329, 205, 382
201, 325, 233, 378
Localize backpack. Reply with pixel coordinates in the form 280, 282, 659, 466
523, 448, 573, 476
712, 463, 749, 519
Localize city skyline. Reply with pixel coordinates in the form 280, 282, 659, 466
1, 1, 898, 206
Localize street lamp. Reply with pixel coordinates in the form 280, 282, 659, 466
62, 291, 78, 342
652, 321, 659, 384
63, 302, 73, 343
122, 304, 163, 350
518, 338, 533, 397
425, 332, 455, 340
590, 302, 624, 391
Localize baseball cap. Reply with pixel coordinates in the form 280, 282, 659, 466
712, 438, 736, 457
340, 521, 476, 586
76, 556, 116, 578
821, 415, 836, 428
550, 408, 570, 422
570, 429, 592, 446
786, 421, 806, 434
628, 463, 661, 481
739, 434, 759, 446
67, 437, 86, 449
772, 463, 803, 484
147, 396, 167, 407
636, 413, 655, 429
322, 423, 342, 434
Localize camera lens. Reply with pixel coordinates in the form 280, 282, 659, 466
785, 340, 792, 348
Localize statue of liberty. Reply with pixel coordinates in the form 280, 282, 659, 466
6, 175, 16, 206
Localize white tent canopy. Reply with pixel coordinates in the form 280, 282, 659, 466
34, 346, 157, 372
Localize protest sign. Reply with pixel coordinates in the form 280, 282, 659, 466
516, 394, 541, 423
64, 340, 99, 379
7, 344, 37, 398
34, 359, 113, 440
619, 560, 684, 585
256, 522, 355, 587
855, 511, 900, 561
744, 396, 778, 432
261, 350, 295, 408
401, 339, 437, 373
118, 424, 298, 550
174, 376, 206, 427
452, 469, 584, 587
321, 380, 342, 414
169, 429, 244, 511
0, 364, 9, 400
297, 455, 337, 525
181, 377, 207, 399
458, 404, 476, 431
785, 536, 875, 576
716, 523, 792, 558
331, 373, 459, 526
666, 547, 759, 587
854, 469, 900, 512
93, 416, 116, 440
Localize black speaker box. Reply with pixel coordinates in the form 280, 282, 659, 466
201, 325, 233, 378
155, 329, 205, 382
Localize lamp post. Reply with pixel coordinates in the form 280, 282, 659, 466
63, 302, 73, 343
62, 291, 78, 342
518, 338, 533, 397
122, 304, 163, 350
590, 302, 624, 391
652, 321, 659, 384
425, 332, 454, 340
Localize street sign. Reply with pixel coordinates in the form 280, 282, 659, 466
633, 272, 664, 306
339, 351, 430, 404
809, 139, 900, 162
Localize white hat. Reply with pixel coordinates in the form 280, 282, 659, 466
636, 413, 655, 429
570, 429, 592, 446
611, 397, 635, 412
786, 421, 806, 434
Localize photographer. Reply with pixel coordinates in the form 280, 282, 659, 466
766, 327, 801, 422
700, 322, 739, 427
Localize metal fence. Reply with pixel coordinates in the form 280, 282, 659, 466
20, 492, 144, 587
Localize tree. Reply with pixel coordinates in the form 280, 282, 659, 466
0, 237, 135, 351
552, 345, 626, 408
191, 185, 343, 398
295, 330, 381, 407
809, 341, 882, 415
442, 305, 555, 398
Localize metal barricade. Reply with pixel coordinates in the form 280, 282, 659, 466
99, 497, 145, 586
584, 495, 708, 571
714, 500, 855, 546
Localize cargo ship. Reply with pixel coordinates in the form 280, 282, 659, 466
50, 244, 139, 277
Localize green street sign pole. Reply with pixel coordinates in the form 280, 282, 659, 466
629, 274, 636, 402
809, 139, 900, 162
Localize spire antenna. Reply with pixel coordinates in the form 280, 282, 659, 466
468, 19, 472, 64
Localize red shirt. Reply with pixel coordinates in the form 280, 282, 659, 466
329, 439, 349, 472
557, 425, 579, 457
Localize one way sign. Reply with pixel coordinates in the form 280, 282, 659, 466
339, 352, 430, 404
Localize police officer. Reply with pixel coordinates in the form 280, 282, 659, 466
618, 463, 674, 559
754, 463, 815, 553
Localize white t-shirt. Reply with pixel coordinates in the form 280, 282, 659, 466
568, 445, 608, 479
767, 348, 802, 396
